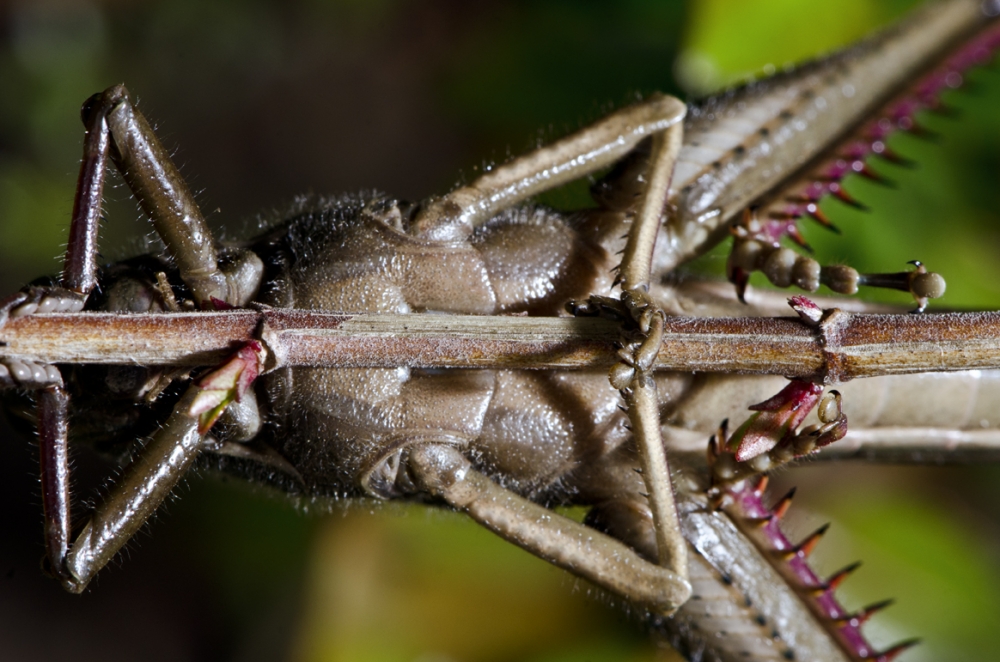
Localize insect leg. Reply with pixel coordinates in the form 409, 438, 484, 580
60, 384, 205, 592
405, 443, 691, 614
46, 342, 264, 592
609, 121, 690, 588
64, 88, 113, 295
410, 94, 686, 241
0, 95, 110, 325
1, 116, 101, 561
37, 384, 72, 582
92, 85, 262, 307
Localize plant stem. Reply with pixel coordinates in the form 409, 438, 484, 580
2, 308, 1000, 382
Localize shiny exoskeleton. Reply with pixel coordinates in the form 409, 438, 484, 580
0, 80, 694, 613
3, 2, 1000, 661
250, 195, 630, 498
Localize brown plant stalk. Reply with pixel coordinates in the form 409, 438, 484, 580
2, 308, 998, 382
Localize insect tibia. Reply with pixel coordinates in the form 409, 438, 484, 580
716, 472, 915, 662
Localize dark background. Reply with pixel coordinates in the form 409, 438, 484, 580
0, 1, 999, 660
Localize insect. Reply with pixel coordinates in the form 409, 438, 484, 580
5, 1, 1000, 662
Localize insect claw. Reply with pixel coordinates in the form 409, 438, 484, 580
731, 268, 750, 303
752, 474, 769, 496
708, 433, 718, 451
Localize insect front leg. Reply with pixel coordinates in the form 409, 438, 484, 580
2, 87, 271, 587
44, 343, 264, 593
1, 84, 268, 384
1, 97, 116, 569
3, 84, 262, 325
0, 88, 107, 327
90, 85, 263, 308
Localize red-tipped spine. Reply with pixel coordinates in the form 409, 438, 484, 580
834, 598, 894, 628
824, 561, 862, 592
771, 487, 795, 521
723, 476, 909, 662
787, 522, 829, 559
866, 638, 921, 661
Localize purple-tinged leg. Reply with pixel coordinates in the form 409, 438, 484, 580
0, 94, 108, 326
62, 93, 112, 295
37, 384, 72, 581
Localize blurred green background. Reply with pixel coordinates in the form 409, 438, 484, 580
0, 1, 999, 661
